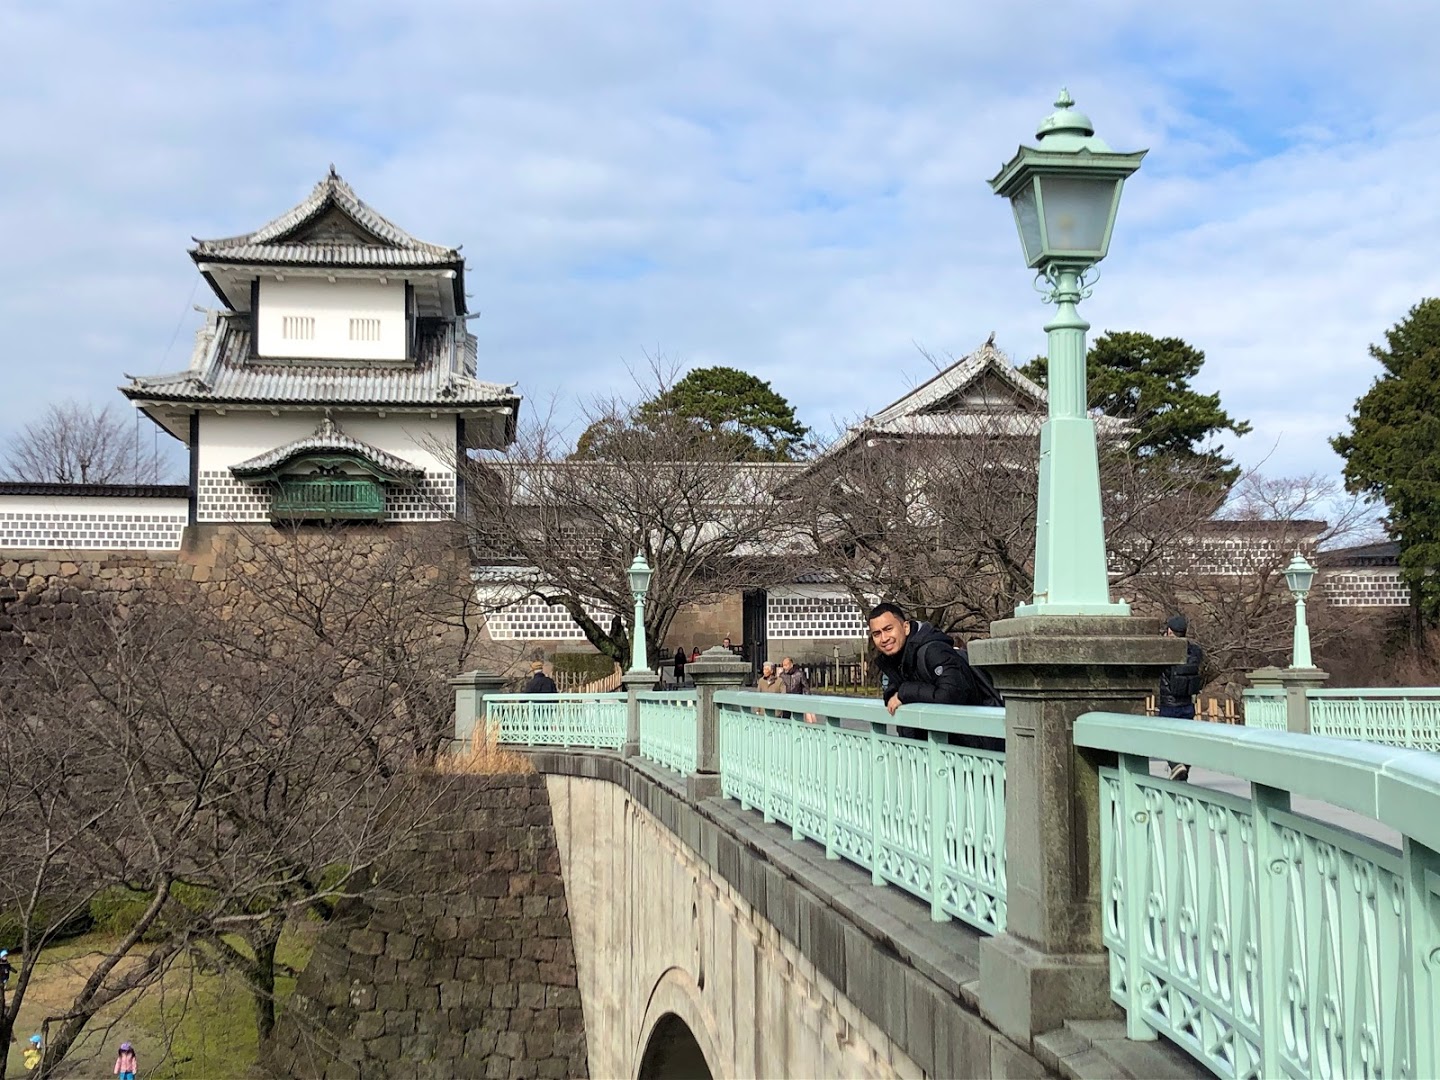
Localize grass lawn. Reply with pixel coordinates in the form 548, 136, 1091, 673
4, 924, 316, 1079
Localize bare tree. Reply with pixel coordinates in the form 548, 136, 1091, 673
798, 392, 1223, 638
458, 382, 803, 666
1, 401, 168, 484
0, 525, 500, 1075
1128, 472, 1371, 692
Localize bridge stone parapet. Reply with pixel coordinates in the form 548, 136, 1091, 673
532, 749, 1202, 1079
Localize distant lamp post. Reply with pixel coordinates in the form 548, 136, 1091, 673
626, 552, 654, 673
989, 89, 1147, 616
1283, 552, 1318, 668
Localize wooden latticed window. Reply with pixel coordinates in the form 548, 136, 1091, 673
271, 476, 386, 521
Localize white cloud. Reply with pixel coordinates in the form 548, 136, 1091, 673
1, 0, 1437, 492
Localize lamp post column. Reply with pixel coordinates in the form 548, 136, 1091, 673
623, 554, 658, 755
1019, 266, 1125, 617
1292, 591, 1313, 669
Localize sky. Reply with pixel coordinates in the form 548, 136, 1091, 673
3, 0, 1438, 488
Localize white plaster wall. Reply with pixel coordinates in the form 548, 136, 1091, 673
256, 278, 406, 361
197, 413, 456, 474
0, 495, 185, 518
0, 495, 187, 550
546, 774, 921, 1079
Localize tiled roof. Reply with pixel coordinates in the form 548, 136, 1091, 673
0, 483, 189, 499
1320, 539, 1400, 567
820, 339, 1127, 460
190, 167, 460, 268
230, 418, 424, 479
122, 312, 519, 410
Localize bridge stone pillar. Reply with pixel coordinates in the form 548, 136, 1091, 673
684, 645, 749, 800
1248, 664, 1329, 733
449, 669, 509, 746
623, 668, 662, 757
968, 616, 1181, 1047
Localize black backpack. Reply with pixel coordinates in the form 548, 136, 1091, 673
918, 641, 1004, 707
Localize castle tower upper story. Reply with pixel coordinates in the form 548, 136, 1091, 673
122, 169, 519, 525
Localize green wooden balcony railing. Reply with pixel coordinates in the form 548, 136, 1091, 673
1244, 686, 1440, 750
636, 691, 699, 776
716, 691, 1007, 934
1076, 712, 1440, 1080
483, 693, 626, 749
272, 477, 386, 521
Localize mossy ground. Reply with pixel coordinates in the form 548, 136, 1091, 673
3, 925, 316, 1079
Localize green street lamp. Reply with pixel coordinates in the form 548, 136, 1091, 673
1282, 552, 1317, 668
626, 552, 654, 673
990, 89, 1147, 616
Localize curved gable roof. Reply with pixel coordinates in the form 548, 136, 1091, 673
190, 167, 460, 269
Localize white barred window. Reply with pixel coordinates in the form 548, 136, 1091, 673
281, 315, 316, 341
348, 317, 381, 342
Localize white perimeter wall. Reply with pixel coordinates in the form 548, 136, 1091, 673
256, 279, 406, 361
0, 495, 187, 551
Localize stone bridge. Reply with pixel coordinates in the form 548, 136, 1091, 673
537, 751, 1074, 1079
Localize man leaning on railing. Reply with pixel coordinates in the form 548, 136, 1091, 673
867, 602, 1004, 748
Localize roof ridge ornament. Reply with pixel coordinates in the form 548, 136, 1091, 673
315, 413, 340, 438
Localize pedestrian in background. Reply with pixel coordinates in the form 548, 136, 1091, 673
1158, 614, 1204, 782
114, 1041, 138, 1080
522, 660, 557, 695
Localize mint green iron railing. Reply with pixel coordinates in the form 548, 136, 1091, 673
1244, 686, 1440, 750
1076, 712, 1440, 1080
715, 691, 1007, 934
637, 691, 699, 776
1240, 689, 1286, 730
483, 693, 626, 749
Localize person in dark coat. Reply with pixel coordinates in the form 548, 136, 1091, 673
1157, 614, 1204, 781
522, 660, 557, 695
867, 602, 1002, 745
673, 647, 687, 686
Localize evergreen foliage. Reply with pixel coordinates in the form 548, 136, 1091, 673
1332, 298, 1440, 619
573, 366, 808, 460
1021, 331, 1250, 484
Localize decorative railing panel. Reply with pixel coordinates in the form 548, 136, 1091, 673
637, 691, 699, 776
1241, 690, 1285, 731
483, 693, 626, 749
1307, 689, 1440, 751
1078, 712, 1440, 1080
1244, 687, 1440, 749
716, 691, 1007, 934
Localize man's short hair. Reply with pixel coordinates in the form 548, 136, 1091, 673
1167, 614, 1188, 637
867, 601, 907, 624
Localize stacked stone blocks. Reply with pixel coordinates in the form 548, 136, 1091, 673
268, 774, 589, 1080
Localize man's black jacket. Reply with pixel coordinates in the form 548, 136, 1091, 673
522, 671, 558, 695
1158, 640, 1205, 709
876, 621, 999, 707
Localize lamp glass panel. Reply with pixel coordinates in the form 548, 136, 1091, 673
628, 568, 651, 598
1009, 180, 1045, 266
1285, 566, 1315, 595
1038, 174, 1118, 256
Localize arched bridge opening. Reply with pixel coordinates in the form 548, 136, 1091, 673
637, 1012, 713, 1080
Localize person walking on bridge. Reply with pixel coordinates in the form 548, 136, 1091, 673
1158, 615, 1204, 782
522, 660, 557, 695
867, 602, 1002, 745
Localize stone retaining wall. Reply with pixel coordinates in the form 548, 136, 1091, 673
267, 773, 588, 1080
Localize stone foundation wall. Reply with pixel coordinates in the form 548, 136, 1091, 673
268, 774, 588, 1080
